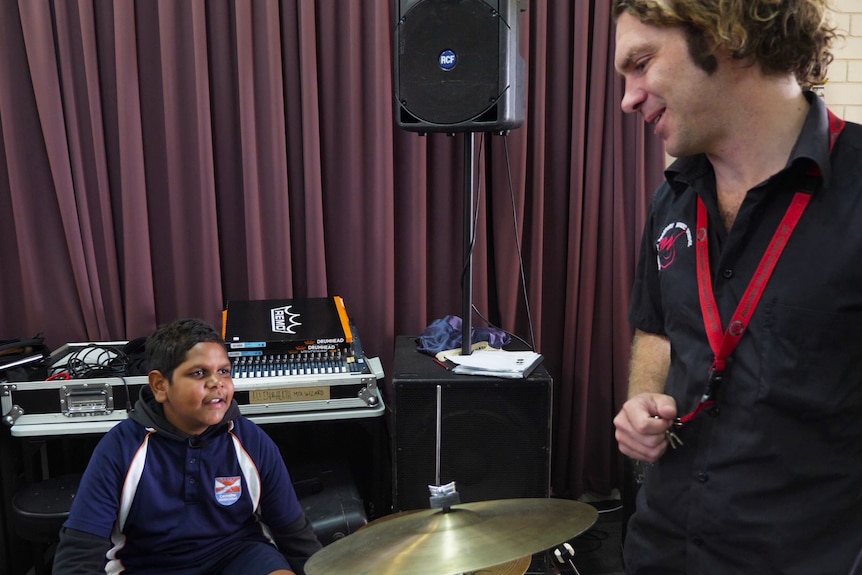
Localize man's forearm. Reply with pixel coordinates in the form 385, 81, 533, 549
628, 329, 671, 398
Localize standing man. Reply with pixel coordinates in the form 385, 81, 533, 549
612, 1, 862, 573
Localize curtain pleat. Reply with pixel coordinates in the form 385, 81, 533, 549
106, 0, 157, 336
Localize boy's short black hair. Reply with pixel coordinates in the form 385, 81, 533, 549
145, 318, 225, 383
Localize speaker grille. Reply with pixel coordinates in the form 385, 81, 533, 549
397, 0, 500, 125
393, 378, 552, 511
394, 0, 524, 131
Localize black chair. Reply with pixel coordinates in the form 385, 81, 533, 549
11, 473, 81, 575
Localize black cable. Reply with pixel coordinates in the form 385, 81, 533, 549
464, 134, 538, 351
63, 344, 135, 411
471, 304, 535, 351
503, 136, 537, 349
462, 134, 538, 353
65, 345, 126, 377
568, 527, 609, 554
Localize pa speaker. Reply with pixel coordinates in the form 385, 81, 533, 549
391, 336, 551, 511
394, 0, 526, 133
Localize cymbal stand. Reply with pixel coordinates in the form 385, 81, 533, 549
553, 542, 583, 575
428, 385, 460, 510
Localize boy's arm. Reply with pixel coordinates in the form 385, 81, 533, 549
270, 513, 323, 575
53, 526, 110, 574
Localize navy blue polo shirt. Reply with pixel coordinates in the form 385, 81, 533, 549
625, 93, 862, 574
65, 415, 304, 573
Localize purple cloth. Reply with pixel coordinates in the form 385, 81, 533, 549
416, 315, 511, 355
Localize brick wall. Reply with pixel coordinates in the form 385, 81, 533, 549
825, 2, 862, 123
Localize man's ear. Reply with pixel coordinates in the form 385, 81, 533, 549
149, 370, 170, 403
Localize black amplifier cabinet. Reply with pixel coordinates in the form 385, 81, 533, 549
391, 335, 552, 512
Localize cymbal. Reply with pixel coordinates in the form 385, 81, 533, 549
471, 555, 531, 575
304, 498, 598, 575
357, 511, 531, 575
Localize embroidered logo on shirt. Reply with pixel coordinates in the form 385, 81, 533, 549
214, 476, 242, 506
655, 222, 692, 270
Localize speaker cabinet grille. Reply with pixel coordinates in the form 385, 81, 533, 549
391, 336, 552, 511
394, 0, 525, 132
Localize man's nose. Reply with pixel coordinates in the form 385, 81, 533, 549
621, 83, 645, 114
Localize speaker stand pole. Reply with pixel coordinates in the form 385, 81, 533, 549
461, 132, 476, 356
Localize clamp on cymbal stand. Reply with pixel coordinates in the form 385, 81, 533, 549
428, 481, 460, 509
553, 542, 582, 575
428, 385, 461, 511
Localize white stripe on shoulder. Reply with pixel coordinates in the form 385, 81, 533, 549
229, 428, 262, 509
119, 429, 154, 529
105, 428, 155, 573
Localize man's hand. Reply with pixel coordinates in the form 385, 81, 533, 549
614, 392, 678, 463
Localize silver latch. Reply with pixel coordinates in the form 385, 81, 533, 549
60, 383, 114, 416
357, 380, 379, 407
2, 405, 24, 427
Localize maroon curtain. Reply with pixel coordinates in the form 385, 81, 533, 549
0, 0, 664, 498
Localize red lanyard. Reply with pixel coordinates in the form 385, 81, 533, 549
678, 109, 845, 428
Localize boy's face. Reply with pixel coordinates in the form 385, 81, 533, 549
148, 341, 235, 436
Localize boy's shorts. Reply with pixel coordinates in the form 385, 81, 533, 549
137, 541, 292, 575
216, 541, 293, 575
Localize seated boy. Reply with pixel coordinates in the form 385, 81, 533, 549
53, 318, 323, 575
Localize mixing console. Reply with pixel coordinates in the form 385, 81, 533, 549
230, 351, 369, 379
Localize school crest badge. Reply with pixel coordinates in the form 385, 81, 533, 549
214, 476, 242, 506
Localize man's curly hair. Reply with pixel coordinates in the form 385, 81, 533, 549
612, 0, 838, 87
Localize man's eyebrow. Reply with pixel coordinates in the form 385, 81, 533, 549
616, 48, 642, 73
